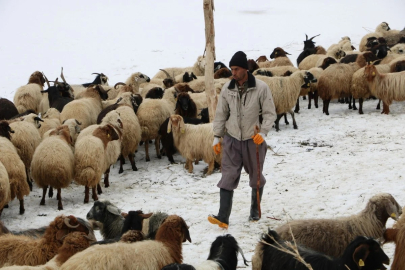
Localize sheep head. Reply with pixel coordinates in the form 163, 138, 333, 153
0, 120, 14, 140
319, 57, 337, 70
301, 71, 317, 89
176, 92, 191, 111
121, 210, 153, 233
255, 55, 269, 63
174, 83, 195, 93
247, 59, 259, 73
368, 193, 402, 224
270, 47, 290, 59
378, 22, 391, 32
197, 55, 206, 74
28, 71, 46, 86
92, 73, 109, 85
167, 115, 185, 134
155, 215, 191, 243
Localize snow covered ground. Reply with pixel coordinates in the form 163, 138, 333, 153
0, 0, 404, 268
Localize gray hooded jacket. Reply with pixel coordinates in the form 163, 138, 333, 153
213, 72, 277, 141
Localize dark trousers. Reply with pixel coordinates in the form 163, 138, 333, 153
217, 135, 267, 190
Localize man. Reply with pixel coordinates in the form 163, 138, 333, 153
208, 51, 277, 229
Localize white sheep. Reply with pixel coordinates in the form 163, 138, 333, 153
13, 71, 45, 114
38, 108, 61, 138
0, 160, 11, 216
152, 56, 206, 80
30, 125, 75, 210
60, 85, 108, 130
359, 22, 392, 52
0, 121, 30, 215
167, 115, 221, 175
136, 87, 177, 161
42, 118, 82, 144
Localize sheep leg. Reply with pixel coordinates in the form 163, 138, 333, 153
323, 99, 330, 115
186, 159, 193, 173
84, 186, 90, 203
129, 153, 138, 171
104, 167, 110, 188
119, 154, 125, 174
376, 99, 381, 110
57, 188, 63, 210
308, 92, 313, 109
40, 186, 47, 205
49, 186, 53, 198
274, 114, 283, 132
283, 114, 289, 125
348, 96, 353, 109
358, 98, 364, 114
294, 98, 300, 113
145, 140, 150, 162
288, 110, 298, 129
314, 91, 319, 108
92, 186, 99, 201
19, 199, 25, 215
382, 102, 390, 114
97, 183, 103, 194
155, 136, 162, 159
26, 168, 33, 192
206, 161, 215, 176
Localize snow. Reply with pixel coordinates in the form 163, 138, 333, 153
0, 0, 404, 268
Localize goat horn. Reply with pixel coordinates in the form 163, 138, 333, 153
60, 67, 68, 84
309, 34, 320, 41
160, 69, 173, 80
305, 34, 308, 41
64, 217, 80, 228
114, 82, 126, 89
42, 72, 51, 88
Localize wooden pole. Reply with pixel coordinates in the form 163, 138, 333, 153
203, 0, 217, 122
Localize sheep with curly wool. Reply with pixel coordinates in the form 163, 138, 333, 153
0, 161, 11, 216
38, 108, 61, 137
318, 52, 378, 115
136, 87, 177, 161
0, 98, 19, 120
60, 215, 191, 270
364, 62, 405, 114
30, 125, 75, 210
252, 229, 389, 270
275, 193, 402, 258
13, 71, 45, 114
0, 121, 30, 215
152, 56, 206, 81
167, 115, 221, 175
74, 124, 120, 203
60, 85, 108, 130
0, 215, 92, 267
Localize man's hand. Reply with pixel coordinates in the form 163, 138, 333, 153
212, 137, 221, 154
252, 133, 266, 145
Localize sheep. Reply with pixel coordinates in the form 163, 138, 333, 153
74, 124, 120, 203
214, 67, 232, 79
0, 215, 93, 267
136, 87, 177, 161
255, 70, 317, 131
359, 22, 392, 52
13, 71, 45, 113
38, 108, 61, 137
152, 55, 206, 80
0, 231, 93, 270
298, 48, 346, 70
175, 92, 198, 118
30, 125, 74, 210
258, 47, 294, 68
0, 160, 11, 216
383, 206, 405, 270
0, 123, 28, 216
167, 115, 221, 175
275, 193, 402, 258
385, 27, 405, 47
256, 55, 269, 62
60, 215, 191, 270
364, 62, 405, 114
251, 229, 389, 270
317, 52, 378, 115
248, 59, 259, 73
60, 84, 108, 130
121, 72, 151, 95
0, 98, 19, 120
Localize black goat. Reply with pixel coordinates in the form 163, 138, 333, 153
175, 92, 197, 118
0, 98, 19, 120
296, 34, 321, 66
82, 73, 109, 87
145, 87, 164, 99
253, 229, 389, 270
41, 80, 74, 112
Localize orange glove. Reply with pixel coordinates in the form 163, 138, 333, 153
252, 133, 265, 145
212, 137, 221, 154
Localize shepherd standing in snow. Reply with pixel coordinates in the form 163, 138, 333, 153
208, 51, 277, 229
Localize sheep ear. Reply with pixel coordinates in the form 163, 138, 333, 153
167, 118, 172, 133
352, 243, 370, 268
180, 119, 185, 134
106, 205, 121, 216
181, 218, 192, 243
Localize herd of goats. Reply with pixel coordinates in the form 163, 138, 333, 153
0, 21, 404, 269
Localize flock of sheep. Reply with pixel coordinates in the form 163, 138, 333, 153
0, 21, 404, 269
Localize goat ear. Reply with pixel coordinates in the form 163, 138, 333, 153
352, 243, 370, 268
106, 205, 121, 216
167, 118, 172, 133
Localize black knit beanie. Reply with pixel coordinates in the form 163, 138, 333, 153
229, 51, 248, 70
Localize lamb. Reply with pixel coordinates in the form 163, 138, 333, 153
152, 55, 206, 80
0, 122, 29, 216
60, 84, 109, 130
74, 124, 120, 203
30, 125, 75, 210
13, 71, 45, 113
258, 47, 294, 68
175, 92, 198, 118
251, 229, 389, 270
364, 62, 405, 114
60, 215, 191, 270
0, 160, 11, 216
136, 87, 177, 161
383, 206, 405, 270
38, 108, 61, 137
167, 115, 221, 175
0, 215, 93, 267
0, 231, 93, 270
275, 193, 402, 258
317, 52, 378, 115
255, 70, 317, 131
0, 98, 19, 120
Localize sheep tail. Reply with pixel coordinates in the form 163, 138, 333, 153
75, 167, 97, 186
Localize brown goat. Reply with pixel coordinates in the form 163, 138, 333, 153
0, 215, 92, 267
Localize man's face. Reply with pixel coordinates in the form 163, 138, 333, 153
230, 66, 248, 83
